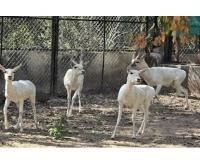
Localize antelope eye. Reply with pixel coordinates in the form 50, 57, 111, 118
135, 61, 139, 63
74, 66, 77, 69
130, 72, 133, 74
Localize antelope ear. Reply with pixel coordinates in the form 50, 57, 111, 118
13, 64, 22, 72
0, 64, 6, 72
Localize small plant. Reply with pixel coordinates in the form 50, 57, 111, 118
48, 115, 66, 139
48, 127, 62, 139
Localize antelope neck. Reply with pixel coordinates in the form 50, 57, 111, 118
5, 79, 14, 96
125, 81, 134, 95
138, 60, 149, 70
72, 70, 79, 81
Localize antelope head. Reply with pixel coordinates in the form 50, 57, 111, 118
0, 64, 22, 81
70, 52, 85, 76
128, 23, 155, 70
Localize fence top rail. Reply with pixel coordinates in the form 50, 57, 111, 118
1, 16, 52, 20
1, 48, 135, 52
0, 16, 146, 24
59, 17, 146, 23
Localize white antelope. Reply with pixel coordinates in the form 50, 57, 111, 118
111, 69, 155, 139
64, 54, 85, 117
0, 64, 37, 132
128, 50, 189, 109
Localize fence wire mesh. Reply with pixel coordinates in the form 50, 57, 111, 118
179, 36, 199, 63
0, 16, 198, 101
0, 17, 52, 101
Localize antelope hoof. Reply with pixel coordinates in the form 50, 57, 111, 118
79, 107, 82, 113
5, 123, 10, 130
67, 111, 72, 117
184, 106, 190, 110
20, 128, 23, 132
136, 132, 143, 138
132, 135, 137, 139
13, 124, 19, 129
35, 123, 39, 129
111, 135, 115, 139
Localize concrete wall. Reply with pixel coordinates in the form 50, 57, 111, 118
162, 64, 200, 98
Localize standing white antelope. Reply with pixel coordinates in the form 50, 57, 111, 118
0, 64, 38, 132
64, 54, 85, 117
128, 50, 189, 109
111, 69, 155, 139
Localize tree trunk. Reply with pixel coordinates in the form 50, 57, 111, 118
163, 35, 173, 63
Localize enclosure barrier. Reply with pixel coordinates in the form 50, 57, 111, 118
0, 16, 199, 102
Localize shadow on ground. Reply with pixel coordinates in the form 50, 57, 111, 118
0, 94, 200, 147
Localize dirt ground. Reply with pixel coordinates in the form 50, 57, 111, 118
0, 93, 200, 147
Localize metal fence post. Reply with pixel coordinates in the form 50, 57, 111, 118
0, 17, 4, 64
100, 16, 106, 92
50, 16, 59, 97
163, 35, 173, 63
154, 16, 158, 31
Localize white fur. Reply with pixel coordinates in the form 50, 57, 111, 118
111, 70, 155, 139
64, 61, 85, 117
129, 58, 189, 109
0, 64, 37, 132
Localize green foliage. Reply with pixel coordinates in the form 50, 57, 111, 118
157, 16, 173, 36
3, 18, 52, 49
48, 115, 66, 139
48, 127, 62, 139
2, 16, 146, 51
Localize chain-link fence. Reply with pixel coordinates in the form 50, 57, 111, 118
178, 36, 199, 63
0, 16, 198, 101
0, 17, 52, 101
0, 16, 148, 100
56, 17, 147, 96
